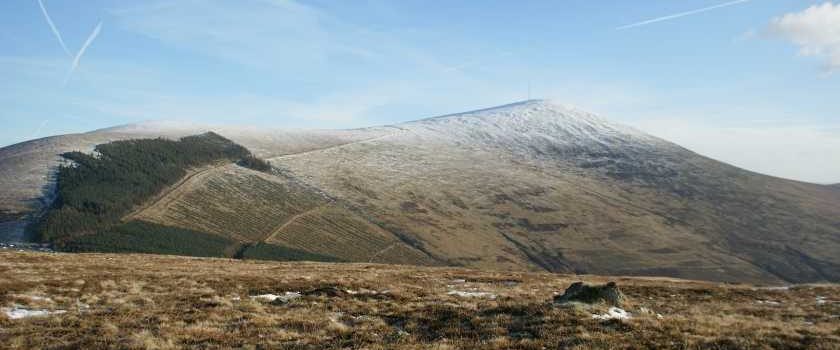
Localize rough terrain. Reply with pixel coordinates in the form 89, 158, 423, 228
1, 251, 838, 349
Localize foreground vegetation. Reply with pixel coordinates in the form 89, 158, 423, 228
1, 251, 837, 349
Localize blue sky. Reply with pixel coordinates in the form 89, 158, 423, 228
2, 0, 839, 183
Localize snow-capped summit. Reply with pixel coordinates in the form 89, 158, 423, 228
402, 100, 665, 157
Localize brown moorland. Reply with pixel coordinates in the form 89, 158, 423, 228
1, 251, 838, 349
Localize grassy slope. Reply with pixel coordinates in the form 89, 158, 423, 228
130, 163, 437, 266
0, 251, 838, 349
32, 133, 350, 264
131, 164, 322, 242
270, 126, 840, 284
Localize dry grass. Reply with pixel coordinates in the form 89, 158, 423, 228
0, 251, 838, 349
128, 163, 434, 266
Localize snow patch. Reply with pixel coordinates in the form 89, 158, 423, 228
345, 289, 389, 295
815, 296, 837, 305
763, 286, 792, 291
639, 307, 664, 319
12, 294, 53, 303
447, 290, 496, 299
3, 306, 66, 320
592, 307, 631, 321
250, 292, 301, 303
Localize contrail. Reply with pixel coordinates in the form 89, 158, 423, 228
64, 21, 102, 86
36, 0, 71, 57
29, 120, 49, 139
617, 0, 750, 30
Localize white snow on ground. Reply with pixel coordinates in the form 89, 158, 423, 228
250, 292, 301, 303
76, 302, 90, 311
405, 99, 664, 156
592, 307, 632, 321
756, 300, 782, 305
815, 296, 837, 305
3, 307, 66, 320
447, 290, 497, 299
762, 286, 792, 291
345, 289, 390, 295
639, 307, 664, 319
13, 294, 53, 303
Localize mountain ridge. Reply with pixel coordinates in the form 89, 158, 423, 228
2, 100, 839, 284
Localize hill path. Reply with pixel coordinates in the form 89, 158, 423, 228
262, 206, 325, 243
269, 127, 405, 161
123, 163, 227, 222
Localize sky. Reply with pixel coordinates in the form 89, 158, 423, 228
1, 0, 839, 184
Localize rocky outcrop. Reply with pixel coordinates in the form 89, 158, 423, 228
553, 282, 626, 306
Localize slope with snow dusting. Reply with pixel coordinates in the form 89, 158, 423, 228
269, 100, 840, 283
2, 100, 839, 284
0, 122, 391, 239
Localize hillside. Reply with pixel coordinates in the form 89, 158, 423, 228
2, 100, 839, 283
0, 123, 392, 216
34, 132, 255, 241
26, 132, 416, 264
0, 124, 393, 242
126, 163, 434, 265
267, 100, 840, 284
1, 251, 838, 349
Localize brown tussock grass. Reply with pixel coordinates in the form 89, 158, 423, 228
0, 251, 838, 349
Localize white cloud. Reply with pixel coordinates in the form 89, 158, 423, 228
633, 119, 840, 184
768, 2, 840, 72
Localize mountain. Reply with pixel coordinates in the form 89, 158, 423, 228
2, 100, 839, 284
0, 123, 391, 241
